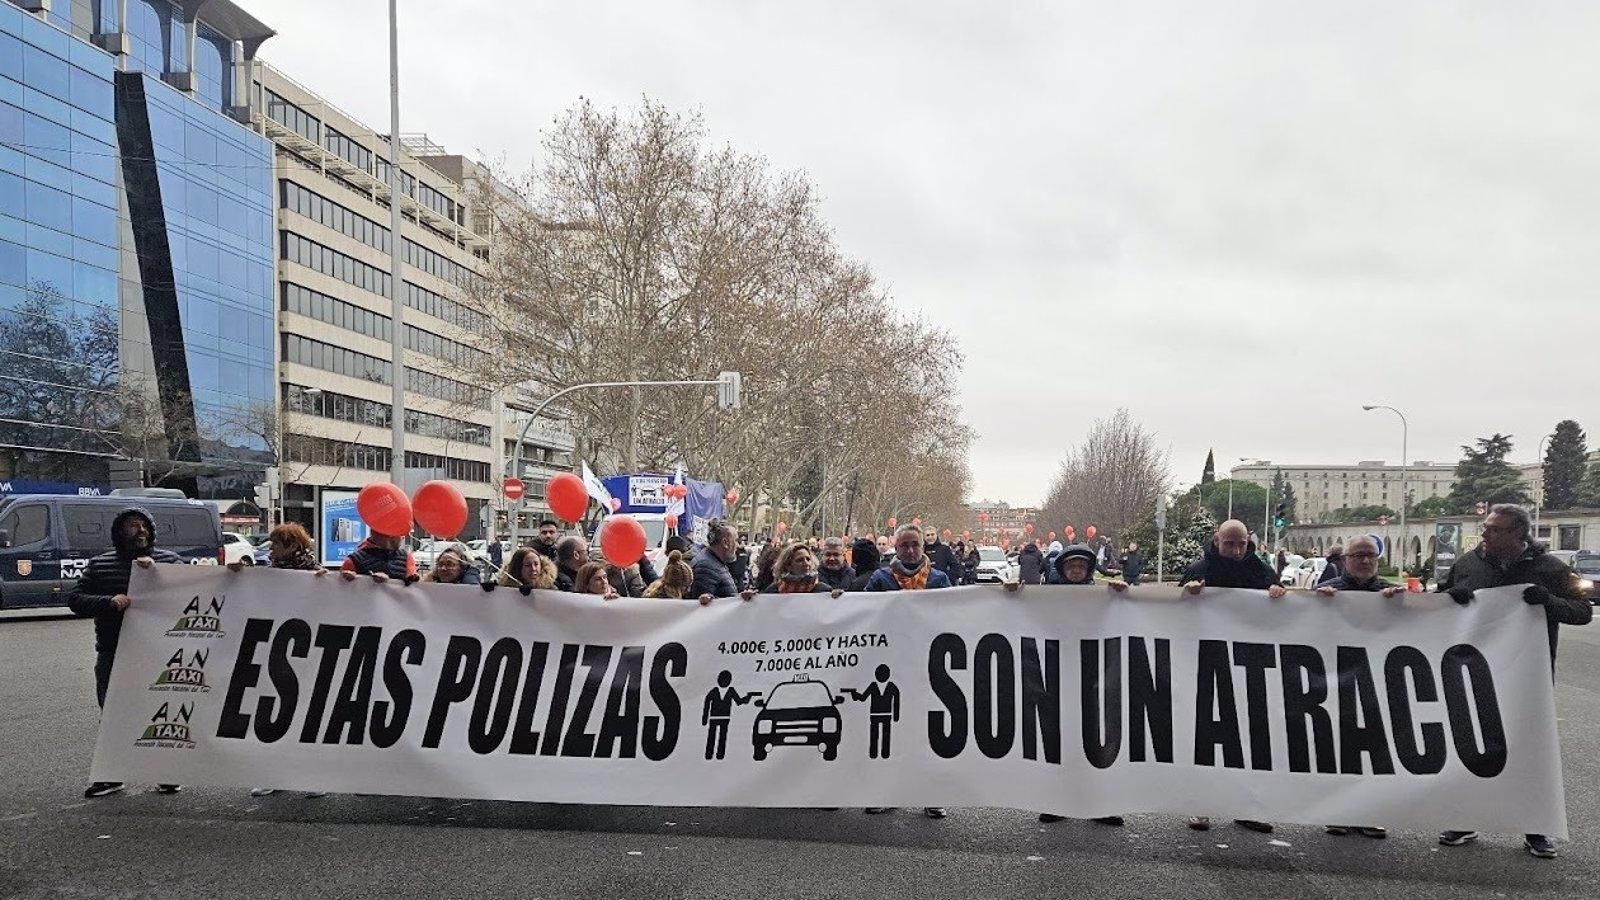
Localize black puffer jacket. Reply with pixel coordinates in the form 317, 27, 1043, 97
1016, 545, 1047, 584
68, 508, 183, 653
1439, 542, 1591, 662
341, 538, 417, 580
926, 540, 959, 577
1180, 539, 1278, 589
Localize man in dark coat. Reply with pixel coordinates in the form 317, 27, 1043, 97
691, 520, 754, 601
848, 537, 881, 591
923, 529, 959, 580
1435, 504, 1590, 859
817, 537, 855, 591
1118, 542, 1144, 586
1180, 519, 1283, 834
532, 520, 562, 561
69, 507, 184, 798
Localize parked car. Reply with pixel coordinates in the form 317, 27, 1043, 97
220, 531, 257, 566
0, 494, 222, 610
1280, 557, 1329, 589
1572, 553, 1600, 605
414, 539, 478, 572
973, 546, 1015, 583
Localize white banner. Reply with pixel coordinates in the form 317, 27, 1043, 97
92, 567, 1567, 837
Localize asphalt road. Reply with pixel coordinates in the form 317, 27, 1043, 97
3, 611, 1598, 900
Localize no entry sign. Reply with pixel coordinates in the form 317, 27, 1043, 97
503, 478, 525, 501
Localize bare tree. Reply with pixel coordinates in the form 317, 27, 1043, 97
1037, 409, 1171, 541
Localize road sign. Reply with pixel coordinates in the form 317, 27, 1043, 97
1155, 494, 1167, 529
503, 478, 525, 501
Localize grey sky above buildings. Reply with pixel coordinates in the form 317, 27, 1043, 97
259, 1, 1597, 506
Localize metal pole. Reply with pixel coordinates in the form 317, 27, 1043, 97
1227, 477, 1234, 521
385, 0, 406, 491
1364, 406, 1408, 568
506, 378, 729, 549
1535, 433, 1552, 532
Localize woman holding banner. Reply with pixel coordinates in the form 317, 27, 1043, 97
759, 543, 845, 596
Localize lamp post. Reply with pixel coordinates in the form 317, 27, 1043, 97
1535, 432, 1553, 532
506, 374, 740, 548
385, 0, 407, 489
1363, 406, 1408, 568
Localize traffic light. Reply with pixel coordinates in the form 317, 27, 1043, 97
1272, 503, 1286, 529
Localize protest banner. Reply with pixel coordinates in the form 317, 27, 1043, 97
92, 566, 1566, 836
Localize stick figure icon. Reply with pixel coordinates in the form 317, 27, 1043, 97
844, 664, 900, 759
702, 670, 758, 760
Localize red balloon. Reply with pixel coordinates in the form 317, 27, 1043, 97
609, 497, 622, 512
979, 513, 990, 524
1024, 523, 1035, 535
942, 528, 952, 539
775, 521, 789, 534
546, 472, 588, 523
1065, 526, 1077, 542
887, 517, 898, 529
600, 514, 647, 565
356, 482, 412, 537
962, 530, 971, 540
1086, 525, 1098, 540
412, 480, 467, 538
665, 512, 679, 529
1048, 531, 1057, 541
725, 489, 740, 505
912, 517, 923, 528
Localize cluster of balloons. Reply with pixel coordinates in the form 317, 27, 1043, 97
354, 480, 468, 539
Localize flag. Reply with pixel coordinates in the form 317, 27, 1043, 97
581, 462, 615, 511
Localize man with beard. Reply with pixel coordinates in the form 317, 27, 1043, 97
69, 507, 183, 798
532, 520, 562, 561
1180, 518, 1284, 834
817, 536, 856, 591
864, 524, 952, 819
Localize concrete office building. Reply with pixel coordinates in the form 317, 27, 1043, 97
1, 0, 276, 520
1231, 461, 1458, 521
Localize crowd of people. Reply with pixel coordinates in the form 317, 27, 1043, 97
66, 502, 1590, 858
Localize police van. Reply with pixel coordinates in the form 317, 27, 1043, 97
0, 493, 223, 610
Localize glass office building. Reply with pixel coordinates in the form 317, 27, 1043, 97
0, 0, 276, 500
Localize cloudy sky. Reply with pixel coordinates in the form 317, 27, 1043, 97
258, 1, 1597, 505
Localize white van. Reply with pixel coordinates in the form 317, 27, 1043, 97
591, 513, 673, 567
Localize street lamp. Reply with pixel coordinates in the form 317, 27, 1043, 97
1226, 456, 1254, 520
1362, 406, 1408, 567
1535, 432, 1554, 532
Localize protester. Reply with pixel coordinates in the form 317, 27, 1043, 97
1180, 518, 1284, 833
554, 536, 588, 591
729, 534, 752, 589
817, 537, 856, 591
923, 528, 959, 580
961, 541, 981, 585
340, 532, 416, 582
1043, 539, 1064, 577
532, 520, 562, 560
488, 535, 504, 570
1118, 542, 1144, 586
1435, 503, 1591, 859
1274, 548, 1289, 578
606, 558, 647, 597
761, 542, 846, 596
1016, 542, 1047, 585
643, 549, 695, 598
422, 547, 481, 585
751, 541, 782, 593
69, 507, 183, 798
227, 523, 322, 574
1318, 545, 1345, 586
575, 561, 620, 599
497, 547, 556, 590
875, 535, 892, 560
691, 520, 756, 604
1312, 534, 1398, 839
848, 537, 882, 591
864, 523, 952, 819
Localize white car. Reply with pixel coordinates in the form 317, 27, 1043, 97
220, 531, 257, 566
973, 546, 1015, 583
1280, 557, 1328, 589
414, 539, 476, 572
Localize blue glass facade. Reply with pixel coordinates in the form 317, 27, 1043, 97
0, 1, 275, 494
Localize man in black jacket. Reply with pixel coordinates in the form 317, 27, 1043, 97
1435, 503, 1591, 859
1181, 519, 1283, 834
923, 528, 959, 580
532, 520, 562, 561
69, 507, 183, 798
817, 537, 855, 591
1119, 542, 1144, 586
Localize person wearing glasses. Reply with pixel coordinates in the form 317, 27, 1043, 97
1435, 503, 1591, 859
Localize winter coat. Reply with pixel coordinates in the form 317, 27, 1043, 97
1320, 574, 1398, 591
1048, 544, 1104, 585
1439, 542, 1592, 662
67, 508, 184, 653
1179, 540, 1278, 589
760, 577, 834, 594
728, 548, 751, 588
532, 540, 559, 561
423, 565, 482, 585
606, 563, 647, 598
690, 548, 741, 598
818, 565, 855, 590
341, 539, 417, 580
1119, 550, 1144, 582
863, 561, 954, 591
1017, 545, 1047, 584
925, 540, 959, 578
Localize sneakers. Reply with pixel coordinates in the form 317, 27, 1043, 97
1327, 825, 1386, 839
1325, 825, 1351, 836
83, 781, 124, 799
1188, 816, 1211, 831
249, 787, 278, 797
1438, 830, 1479, 847
1038, 813, 1066, 823
154, 784, 182, 794
1524, 834, 1558, 859
1235, 819, 1273, 834
1092, 815, 1125, 827
924, 807, 948, 819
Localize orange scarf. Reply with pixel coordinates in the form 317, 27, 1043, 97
891, 558, 930, 591
778, 576, 819, 594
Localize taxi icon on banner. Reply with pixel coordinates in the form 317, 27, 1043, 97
752, 674, 845, 761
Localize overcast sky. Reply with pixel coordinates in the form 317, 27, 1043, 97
258, 1, 1597, 506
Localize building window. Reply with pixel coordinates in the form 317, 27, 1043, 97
282, 333, 392, 384
404, 451, 490, 483
285, 434, 391, 472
